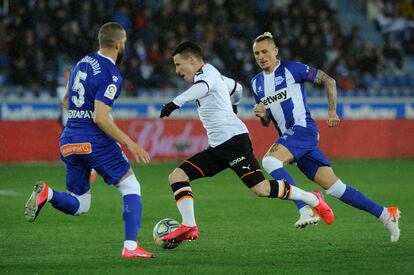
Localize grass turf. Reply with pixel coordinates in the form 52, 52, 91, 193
0, 159, 413, 274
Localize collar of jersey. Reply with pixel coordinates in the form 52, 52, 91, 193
97, 51, 115, 65
264, 60, 281, 76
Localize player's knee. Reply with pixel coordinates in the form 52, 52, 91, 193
73, 192, 91, 215
116, 174, 141, 196
250, 180, 270, 197
168, 168, 189, 184
262, 156, 283, 173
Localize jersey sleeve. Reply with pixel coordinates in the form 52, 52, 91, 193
221, 75, 242, 105
172, 82, 209, 107
95, 71, 122, 107
286, 61, 318, 83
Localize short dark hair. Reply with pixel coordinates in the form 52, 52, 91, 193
254, 32, 277, 47
172, 41, 203, 60
98, 22, 125, 48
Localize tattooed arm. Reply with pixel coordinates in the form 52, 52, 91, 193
313, 70, 340, 128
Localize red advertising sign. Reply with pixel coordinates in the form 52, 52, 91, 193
0, 119, 413, 162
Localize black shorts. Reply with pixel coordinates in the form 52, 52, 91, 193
179, 133, 265, 188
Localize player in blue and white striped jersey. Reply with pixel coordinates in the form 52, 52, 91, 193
250, 32, 400, 241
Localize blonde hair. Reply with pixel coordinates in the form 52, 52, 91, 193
254, 32, 276, 46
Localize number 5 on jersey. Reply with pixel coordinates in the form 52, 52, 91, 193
72, 71, 87, 108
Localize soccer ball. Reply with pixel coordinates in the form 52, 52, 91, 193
153, 218, 181, 249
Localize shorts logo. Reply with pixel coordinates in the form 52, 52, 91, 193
104, 84, 117, 100
61, 143, 92, 157
242, 164, 251, 171
229, 156, 246, 166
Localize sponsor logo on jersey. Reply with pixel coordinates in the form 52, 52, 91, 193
229, 156, 246, 166
261, 88, 288, 107
104, 84, 117, 100
68, 110, 94, 119
275, 76, 285, 85
112, 75, 118, 82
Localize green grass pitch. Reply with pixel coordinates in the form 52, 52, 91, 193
1, 159, 413, 274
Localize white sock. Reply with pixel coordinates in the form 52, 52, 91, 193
177, 198, 196, 227
379, 207, 390, 223
47, 188, 53, 202
124, 240, 137, 250
289, 185, 319, 207
326, 179, 346, 198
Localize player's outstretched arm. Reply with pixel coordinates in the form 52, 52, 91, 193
253, 102, 271, 127
94, 100, 150, 163
160, 82, 209, 118
313, 70, 340, 128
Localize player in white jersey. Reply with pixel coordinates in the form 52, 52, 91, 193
159, 41, 334, 244
251, 32, 400, 241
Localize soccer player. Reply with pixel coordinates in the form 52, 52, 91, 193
159, 41, 334, 244
24, 22, 154, 258
251, 32, 400, 241
57, 66, 97, 183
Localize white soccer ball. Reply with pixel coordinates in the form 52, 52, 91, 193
153, 218, 180, 249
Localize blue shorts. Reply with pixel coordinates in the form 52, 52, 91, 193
276, 125, 330, 180
60, 135, 130, 195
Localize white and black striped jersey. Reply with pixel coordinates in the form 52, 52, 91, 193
173, 64, 248, 147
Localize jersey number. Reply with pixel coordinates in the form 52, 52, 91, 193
71, 71, 87, 108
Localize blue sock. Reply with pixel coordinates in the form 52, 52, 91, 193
270, 168, 307, 210
340, 185, 384, 218
50, 191, 80, 215
123, 194, 142, 241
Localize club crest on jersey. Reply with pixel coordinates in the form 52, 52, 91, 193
275, 76, 285, 86
261, 88, 288, 108
104, 84, 117, 100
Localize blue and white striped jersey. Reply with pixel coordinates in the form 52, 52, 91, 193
251, 60, 318, 135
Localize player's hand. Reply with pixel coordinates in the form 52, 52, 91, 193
126, 141, 150, 164
327, 110, 340, 127
253, 103, 267, 118
160, 102, 179, 118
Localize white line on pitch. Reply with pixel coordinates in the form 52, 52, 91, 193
0, 190, 18, 196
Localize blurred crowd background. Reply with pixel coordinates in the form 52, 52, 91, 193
0, 0, 414, 98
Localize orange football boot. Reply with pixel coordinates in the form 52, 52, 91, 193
311, 190, 334, 225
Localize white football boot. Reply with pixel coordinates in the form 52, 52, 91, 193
294, 205, 320, 229
384, 207, 401, 242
